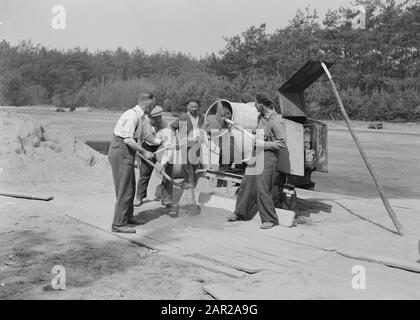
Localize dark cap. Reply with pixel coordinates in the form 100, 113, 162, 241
255, 92, 274, 107
185, 98, 200, 106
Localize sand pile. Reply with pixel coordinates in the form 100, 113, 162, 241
0, 112, 109, 185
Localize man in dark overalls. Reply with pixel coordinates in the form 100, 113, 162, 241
227, 93, 287, 229
108, 93, 162, 234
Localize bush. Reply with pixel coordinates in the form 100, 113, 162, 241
75, 78, 156, 110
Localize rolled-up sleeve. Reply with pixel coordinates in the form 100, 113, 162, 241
264, 118, 287, 150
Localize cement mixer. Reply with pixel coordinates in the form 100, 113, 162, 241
200, 61, 330, 192
202, 100, 258, 166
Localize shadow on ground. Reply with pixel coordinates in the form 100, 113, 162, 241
0, 228, 148, 299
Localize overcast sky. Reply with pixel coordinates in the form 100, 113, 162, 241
0, 0, 357, 56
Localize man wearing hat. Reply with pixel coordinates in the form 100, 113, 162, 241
170, 99, 205, 187
134, 105, 174, 207
227, 92, 287, 229
109, 93, 161, 234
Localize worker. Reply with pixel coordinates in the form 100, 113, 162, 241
134, 105, 175, 208
170, 98, 204, 187
226, 92, 287, 229
108, 93, 162, 234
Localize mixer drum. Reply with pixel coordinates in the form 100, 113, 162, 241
204, 99, 260, 165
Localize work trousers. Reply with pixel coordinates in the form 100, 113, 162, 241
234, 150, 279, 225
136, 157, 173, 204
108, 135, 136, 227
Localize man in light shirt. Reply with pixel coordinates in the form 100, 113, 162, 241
108, 93, 162, 234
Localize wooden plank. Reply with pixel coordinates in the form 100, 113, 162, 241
263, 234, 337, 252
65, 213, 245, 278
336, 249, 420, 273
189, 253, 263, 274
183, 229, 296, 268
141, 229, 264, 274
163, 252, 245, 279
224, 227, 332, 263
203, 284, 244, 300
0, 191, 53, 201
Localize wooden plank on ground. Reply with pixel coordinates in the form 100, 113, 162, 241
215, 226, 317, 264
183, 229, 296, 268
264, 234, 337, 252
189, 253, 263, 274
203, 284, 244, 300
140, 229, 264, 274
65, 213, 246, 278
163, 252, 245, 279
336, 249, 420, 273
0, 191, 54, 201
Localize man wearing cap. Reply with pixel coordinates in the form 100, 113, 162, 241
109, 93, 162, 234
134, 105, 174, 207
170, 99, 204, 187
227, 92, 287, 229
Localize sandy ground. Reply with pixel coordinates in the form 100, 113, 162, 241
1, 108, 419, 300
0, 184, 230, 300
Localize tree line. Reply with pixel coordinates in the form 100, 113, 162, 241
0, 0, 418, 121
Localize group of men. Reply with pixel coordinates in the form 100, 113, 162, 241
108, 93, 204, 233
108, 92, 286, 234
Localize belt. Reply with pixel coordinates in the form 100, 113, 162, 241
113, 134, 138, 143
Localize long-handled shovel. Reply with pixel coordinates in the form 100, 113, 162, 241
137, 153, 183, 188
321, 62, 403, 235
138, 152, 200, 216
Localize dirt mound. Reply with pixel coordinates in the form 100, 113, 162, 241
0, 112, 109, 185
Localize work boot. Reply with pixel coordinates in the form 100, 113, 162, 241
161, 200, 173, 208
226, 213, 239, 222
112, 226, 136, 234
133, 198, 143, 207
260, 222, 274, 229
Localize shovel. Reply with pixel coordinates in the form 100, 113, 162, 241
137, 153, 183, 188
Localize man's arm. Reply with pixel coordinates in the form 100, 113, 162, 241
264, 119, 287, 151
143, 134, 162, 146
170, 117, 180, 133
120, 116, 160, 157
124, 138, 154, 158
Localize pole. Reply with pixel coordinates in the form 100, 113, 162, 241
321, 62, 403, 235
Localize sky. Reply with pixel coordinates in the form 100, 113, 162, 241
0, 0, 357, 56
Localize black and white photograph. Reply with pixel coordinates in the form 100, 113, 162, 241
0, 0, 419, 303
